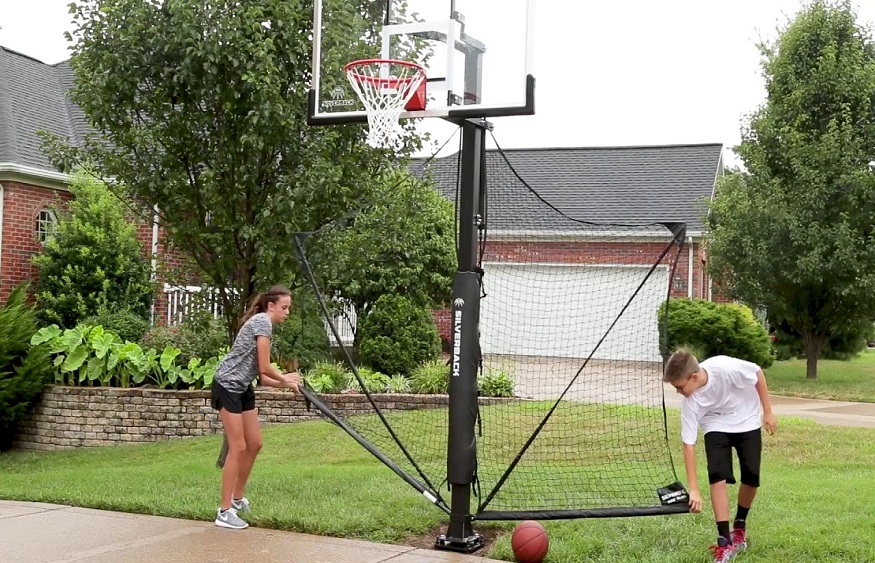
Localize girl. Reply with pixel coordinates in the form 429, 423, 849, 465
211, 285, 301, 530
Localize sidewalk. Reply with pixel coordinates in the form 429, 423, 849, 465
663, 383, 875, 428
0, 501, 505, 563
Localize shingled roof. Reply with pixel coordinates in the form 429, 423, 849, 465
417, 143, 723, 235
0, 46, 89, 173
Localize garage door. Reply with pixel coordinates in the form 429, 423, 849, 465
479, 263, 669, 362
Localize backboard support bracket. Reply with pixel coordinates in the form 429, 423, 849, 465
306, 74, 534, 126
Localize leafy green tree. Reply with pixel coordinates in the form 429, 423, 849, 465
317, 169, 455, 342
0, 285, 54, 451
32, 172, 154, 329
40, 0, 426, 334
707, 1, 875, 379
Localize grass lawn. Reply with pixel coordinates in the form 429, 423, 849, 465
2, 407, 875, 562
765, 348, 875, 403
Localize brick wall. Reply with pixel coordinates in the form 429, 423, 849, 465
433, 309, 451, 349
13, 385, 507, 451
0, 180, 193, 314
0, 181, 72, 303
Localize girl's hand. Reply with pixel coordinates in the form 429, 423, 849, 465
283, 372, 302, 393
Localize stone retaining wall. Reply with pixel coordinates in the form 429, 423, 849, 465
13, 385, 493, 451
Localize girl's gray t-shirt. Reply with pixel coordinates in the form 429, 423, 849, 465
214, 312, 273, 393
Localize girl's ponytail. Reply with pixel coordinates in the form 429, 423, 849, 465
239, 292, 265, 329
238, 284, 292, 331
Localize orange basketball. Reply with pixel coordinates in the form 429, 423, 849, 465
511, 520, 549, 563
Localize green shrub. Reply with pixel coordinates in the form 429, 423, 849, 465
271, 288, 331, 372
385, 374, 412, 394
411, 359, 449, 394
82, 305, 150, 343
658, 298, 774, 368
139, 326, 177, 357
345, 367, 391, 393
358, 294, 441, 376
479, 365, 515, 398
140, 315, 228, 369
303, 361, 350, 393
0, 285, 54, 450
179, 312, 231, 363
32, 171, 154, 329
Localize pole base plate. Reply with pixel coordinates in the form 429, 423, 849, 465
434, 532, 484, 553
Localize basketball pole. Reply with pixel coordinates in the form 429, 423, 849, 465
435, 117, 489, 553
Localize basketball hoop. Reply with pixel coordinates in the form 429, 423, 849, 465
345, 59, 427, 150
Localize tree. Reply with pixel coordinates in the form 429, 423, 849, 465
707, 0, 875, 379
314, 169, 455, 343
0, 285, 54, 451
40, 0, 426, 335
32, 171, 154, 329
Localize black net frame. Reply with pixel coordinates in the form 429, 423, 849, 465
291, 126, 691, 523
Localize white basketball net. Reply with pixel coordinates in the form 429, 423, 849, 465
345, 59, 426, 150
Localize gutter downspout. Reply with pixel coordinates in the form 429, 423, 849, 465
150, 205, 159, 325
688, 236, 694, 299
0, 184, 4, 296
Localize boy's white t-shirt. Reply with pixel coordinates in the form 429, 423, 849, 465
680, 355, 763, 445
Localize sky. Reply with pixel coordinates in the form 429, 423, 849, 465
2, 0, 874, 167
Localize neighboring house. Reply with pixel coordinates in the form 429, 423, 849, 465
0, 46, 188, 321
419, 144, 724, 362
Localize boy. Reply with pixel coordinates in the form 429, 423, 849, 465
663, 348, 778, 563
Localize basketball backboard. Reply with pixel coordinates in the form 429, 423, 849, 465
308, 0, 535, 125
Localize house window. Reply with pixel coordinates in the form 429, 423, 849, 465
36, 209, 58, 244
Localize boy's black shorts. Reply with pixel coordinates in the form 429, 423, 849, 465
703, 428, 762, 487
211, 381, 256, 414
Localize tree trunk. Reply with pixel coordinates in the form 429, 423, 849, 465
805, 349, 818, 380
803, 331, 824, 380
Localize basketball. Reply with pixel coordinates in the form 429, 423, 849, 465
511, 520, 549, 563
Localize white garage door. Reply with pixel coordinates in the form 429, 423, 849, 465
479, 263, 669, 362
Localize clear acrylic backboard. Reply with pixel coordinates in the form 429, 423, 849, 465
308, 0, 535, 126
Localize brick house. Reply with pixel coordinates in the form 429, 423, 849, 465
0, 46, 187, 321
421, 143, 724, 361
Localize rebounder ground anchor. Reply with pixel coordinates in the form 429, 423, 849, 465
434, 518, 484, 553
434, 533, 484, 553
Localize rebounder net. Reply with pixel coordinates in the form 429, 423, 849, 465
294, 129, 689, 521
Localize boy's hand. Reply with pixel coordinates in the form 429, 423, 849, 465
764, 412, 778, 435
688, 489, 702, 513
283, 372, 302, 393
